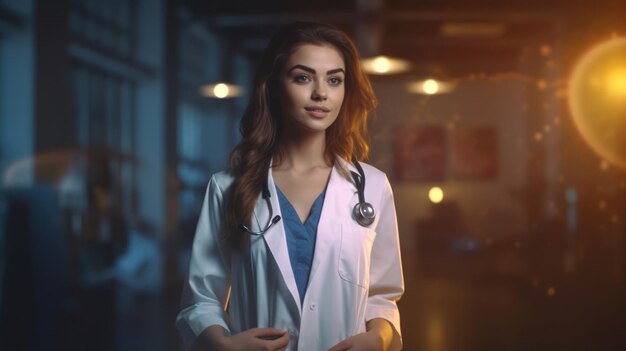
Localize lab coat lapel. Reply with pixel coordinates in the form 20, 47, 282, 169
253, 167, 302, 312
308, 159, 356, 285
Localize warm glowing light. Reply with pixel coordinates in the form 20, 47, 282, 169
607, 68, 626, 97
429, 187, 444, 203
426, 312, 445, 351
600, 160, 610, 171
373, 57, 391, 73
213, 83, 229, 98
361, 56, 411, 75
547, 286, 556, 297
199, 82, 243, 99
406, 79, 456, 95
537, 79, 548, 90
423, 79, 440, 95
568, 37, 626, 170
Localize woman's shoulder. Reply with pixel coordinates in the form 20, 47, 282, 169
337, 158, 392, 191
357, 161, 387, 180
208, 170, 235, 192
342, 159, 389, 183
336, 157, 388, 180
354, 162, 397, 207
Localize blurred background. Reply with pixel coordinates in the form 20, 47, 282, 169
1, 0, 626, 350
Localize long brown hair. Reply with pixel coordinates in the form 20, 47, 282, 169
225, 22, 377, 248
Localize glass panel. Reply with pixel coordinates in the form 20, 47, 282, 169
70, 64, 137, 218
68, 0, 136, 58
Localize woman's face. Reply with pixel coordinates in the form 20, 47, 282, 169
278, 43, 346, 134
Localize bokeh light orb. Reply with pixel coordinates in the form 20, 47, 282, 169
423, 79, 440, 95
373, 57, 391, 73
429, 187, 444, 204
213, 83, 230, 99
568, 38, 626, 169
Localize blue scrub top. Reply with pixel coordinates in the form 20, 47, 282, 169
276, 186, 326, 304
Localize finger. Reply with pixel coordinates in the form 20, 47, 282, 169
255, 328, 288, 340
265, 331, 290, 349
249, 327, 286, 338
257, 328, 288, 336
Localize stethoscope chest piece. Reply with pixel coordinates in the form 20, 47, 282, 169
353, 202, 375, 226
350, 159, 376, 227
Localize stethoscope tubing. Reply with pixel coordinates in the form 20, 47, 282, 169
240, 159, 375, 235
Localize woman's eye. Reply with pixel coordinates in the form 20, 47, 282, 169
328, 77, 343, 86
294, 75, 311, 83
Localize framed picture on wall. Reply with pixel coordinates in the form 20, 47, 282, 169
450, 127, 498, 180
393, 126, 446, 182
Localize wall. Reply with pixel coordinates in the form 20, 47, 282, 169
370, 75, 531, 271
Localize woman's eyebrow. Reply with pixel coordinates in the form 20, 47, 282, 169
287, 64, 345, 75
327, 68, 345, 75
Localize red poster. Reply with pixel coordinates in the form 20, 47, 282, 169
393, 126, 446, 182
450, 128, 497, 179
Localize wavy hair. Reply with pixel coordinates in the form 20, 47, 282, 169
225, 22, 377, 248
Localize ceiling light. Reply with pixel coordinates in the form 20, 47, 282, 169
199, 82, 243, 99
422, 79, 439, 94
406, 78, 456, 95
362, 55, 411, 75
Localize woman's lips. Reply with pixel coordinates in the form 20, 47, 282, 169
305, 106, 330, 118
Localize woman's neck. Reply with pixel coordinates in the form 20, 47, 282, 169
275, 130, 331, 171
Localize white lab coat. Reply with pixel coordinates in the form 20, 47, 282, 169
176, 159, 404, 350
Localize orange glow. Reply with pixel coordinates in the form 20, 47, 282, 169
537, 79, 548, 90
540, 44, 552, 56
606, 68, 626, 97
568, 38, 626, 169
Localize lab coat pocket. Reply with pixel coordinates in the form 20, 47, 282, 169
338, 224, 375, 289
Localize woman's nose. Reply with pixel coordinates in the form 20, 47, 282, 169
312, 84, 327, 100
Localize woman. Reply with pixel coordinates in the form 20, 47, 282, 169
177, 22, 404, 351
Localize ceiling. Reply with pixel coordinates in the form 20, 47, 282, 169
181, 0, 626, 77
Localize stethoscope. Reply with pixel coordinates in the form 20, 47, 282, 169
239, 160, 376, 235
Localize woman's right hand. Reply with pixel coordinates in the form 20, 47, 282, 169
192, 326, 289, 351
221, 328, 290, 351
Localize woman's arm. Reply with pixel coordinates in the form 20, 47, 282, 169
327, 318, 393, 351
328, 174, 404, 351
365, 319, 394, 348
176, 175, 233, 350
364, 175, 404, 350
